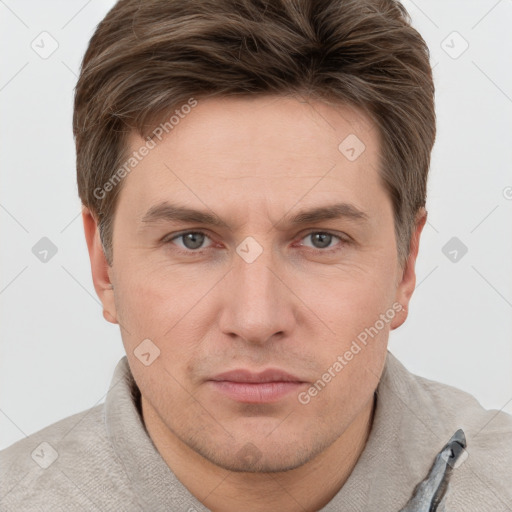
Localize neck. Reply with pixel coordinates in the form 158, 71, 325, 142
141, 393, 375, 512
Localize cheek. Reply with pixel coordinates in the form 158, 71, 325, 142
301, 287, 390, 420
114, 251, 175, 318
115, 277, 166, 334
311, 265, 398, 337
300, 262, 396, 398
112, 260, 219, 363
111, 271, 178, 368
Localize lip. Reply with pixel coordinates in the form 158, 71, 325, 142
211, 369, 304, 383
208, 369, 307, 403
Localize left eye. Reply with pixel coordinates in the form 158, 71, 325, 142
300, 232, 342, 250
170, 232, 212, 251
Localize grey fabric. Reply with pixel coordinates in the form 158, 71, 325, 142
1, 351, 511, 511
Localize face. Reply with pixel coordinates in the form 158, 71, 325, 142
84, 95, 423, 473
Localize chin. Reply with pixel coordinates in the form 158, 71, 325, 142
188, 432, 330, 474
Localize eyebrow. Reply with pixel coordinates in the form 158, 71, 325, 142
140, 201, 369, 229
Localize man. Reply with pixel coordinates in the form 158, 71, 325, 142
1, 0, 511, 510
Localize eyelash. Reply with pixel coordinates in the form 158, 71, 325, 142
163, 230, 350, 256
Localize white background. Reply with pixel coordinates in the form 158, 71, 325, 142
1, 0, 511, 450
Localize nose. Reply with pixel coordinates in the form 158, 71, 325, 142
217, 242, 296, 346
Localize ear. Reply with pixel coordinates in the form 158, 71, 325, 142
82, 206, 118, 324
390, 207, 427, 330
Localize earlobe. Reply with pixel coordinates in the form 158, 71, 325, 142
82, 206, 118, 325
390, 208, 427, 330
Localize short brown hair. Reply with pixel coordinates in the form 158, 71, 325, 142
74, 0, 435, 267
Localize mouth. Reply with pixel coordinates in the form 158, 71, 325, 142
207, 369, 308, 403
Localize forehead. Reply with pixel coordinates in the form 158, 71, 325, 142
135, 95, 377, 162
118, 95, 385, 222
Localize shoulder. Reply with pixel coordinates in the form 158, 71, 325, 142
412, 368, 512, 444
399, 358, 512, 510
0, 404, 136, 511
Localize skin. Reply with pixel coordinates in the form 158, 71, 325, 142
83, 95, 426, 512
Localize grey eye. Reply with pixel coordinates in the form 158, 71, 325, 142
305, 232, 335, 249
177, 232, 207, 250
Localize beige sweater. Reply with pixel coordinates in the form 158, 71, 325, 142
1, 351, 511, 511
